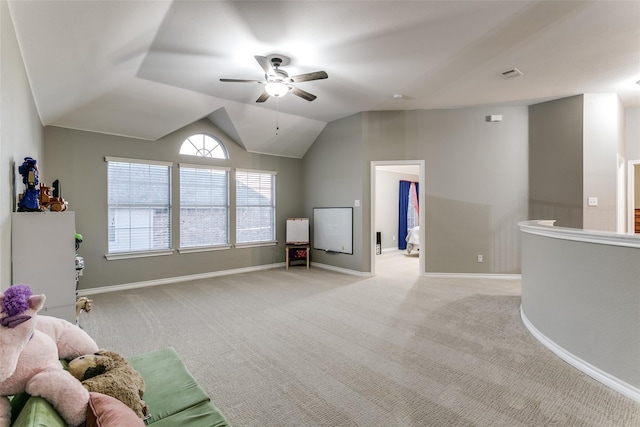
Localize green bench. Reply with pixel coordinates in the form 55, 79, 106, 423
10, 347, 230, 427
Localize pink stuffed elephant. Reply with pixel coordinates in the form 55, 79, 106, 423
0, 285, 98, 427
36, 315, 99, 360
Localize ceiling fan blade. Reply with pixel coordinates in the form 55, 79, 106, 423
220, 78, 263, 83
256, 91, 270, 103
289, 71, 328, 83
290, 86, 317, 101
254, 55, 276, 77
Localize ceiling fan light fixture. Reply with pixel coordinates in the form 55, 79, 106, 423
221, 55, 326, 103
265, 82, 290, 97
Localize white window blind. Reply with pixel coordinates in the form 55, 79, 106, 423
107, 159, 172, 253
236, 169, 276, 244
180, 165, 229, 248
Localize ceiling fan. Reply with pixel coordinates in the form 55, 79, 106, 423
220, 55, 328, 102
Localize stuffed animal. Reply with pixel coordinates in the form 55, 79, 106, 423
75, 297, 92, 324
68, 350, 149, 419
0, 285, 89, 427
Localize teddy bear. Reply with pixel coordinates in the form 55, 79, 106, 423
67, 350, 149, 419
0, 284, 93, 427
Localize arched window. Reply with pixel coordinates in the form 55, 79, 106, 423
179, 134, 228, 159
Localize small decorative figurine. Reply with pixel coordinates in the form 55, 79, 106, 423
17, 157, 40, 212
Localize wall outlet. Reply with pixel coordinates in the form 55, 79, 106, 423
477, 254, 483, 263
392, 235, 396, 241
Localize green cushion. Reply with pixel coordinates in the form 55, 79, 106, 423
128, 348, 213, 424
10, 393, 31, 424
10, 348, 230, 427
144, 400, 229, 427
11, 396, 66, 427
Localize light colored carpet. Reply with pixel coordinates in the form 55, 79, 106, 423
375, 249, 420, 278
80, 260, 639, 426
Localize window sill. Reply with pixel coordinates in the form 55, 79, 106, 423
105, 249, 174, 261
178, 245, 232, 254
235, 240, 277, 249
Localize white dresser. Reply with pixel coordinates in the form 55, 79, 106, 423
11, 211, 76, 323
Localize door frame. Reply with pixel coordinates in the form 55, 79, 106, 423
627, 159, 640, 233
370, 160, 426, 275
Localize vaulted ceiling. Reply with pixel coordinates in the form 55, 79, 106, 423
8, 1, 640, 158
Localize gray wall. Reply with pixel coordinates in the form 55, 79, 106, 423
529, 96, 584, 228
43, 120, 304, 290
1, 1, 44, 289
626, 108, 640, 160
521, 230, 640, 390
302, 114, 364, 271
529, 95, 624, 232
304, 107, 529, 274
4, 0, 635, 285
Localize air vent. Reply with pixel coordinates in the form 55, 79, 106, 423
499, 68, 524, 80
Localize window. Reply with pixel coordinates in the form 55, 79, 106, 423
106, 157, 172, 255
179, 164, 229, 249
236, 169, 276, 244
179, 134, 228, 159
407, 182, 419, 230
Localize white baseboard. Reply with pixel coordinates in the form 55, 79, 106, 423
424, 272, 521, 280
79, 263, 520, 296
311, 262, 372, 277
521, 307, 640, 403
77, 262, 286, 296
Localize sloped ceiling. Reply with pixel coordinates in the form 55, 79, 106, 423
8, 1, 640, 158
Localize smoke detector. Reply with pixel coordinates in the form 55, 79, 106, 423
499, 68, 524, 80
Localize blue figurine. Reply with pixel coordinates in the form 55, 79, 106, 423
17, 157, 40, 212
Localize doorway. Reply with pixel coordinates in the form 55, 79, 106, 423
370, 160, 425, 276
627, 160, 640, 234
617, 155, 625, 233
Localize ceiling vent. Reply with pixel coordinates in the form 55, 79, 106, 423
499, 68, 524, 80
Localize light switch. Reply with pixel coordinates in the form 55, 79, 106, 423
354, 200, 360, 207
588, 197, 598, 207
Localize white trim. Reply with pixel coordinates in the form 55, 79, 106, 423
178, 244, 232, 253
628, 160, 640, 234
519, 220, 640, 248
235, 241, 277, 248
77, 263, 286, 296
424, 273, 521, 280
105, 249, 174, 260
521, 307, 640, 403
312, 262, 372, 277
104, 156, 173, 167
179, 163, 231, 171
236, 168, 277, 175
617, 154, 625, 234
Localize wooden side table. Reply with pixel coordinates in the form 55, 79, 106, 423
285, 244, 310, 270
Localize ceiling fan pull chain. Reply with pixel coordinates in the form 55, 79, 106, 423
276, 97, 280, 136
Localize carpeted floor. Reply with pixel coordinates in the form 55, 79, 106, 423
80, 257, 639, 426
